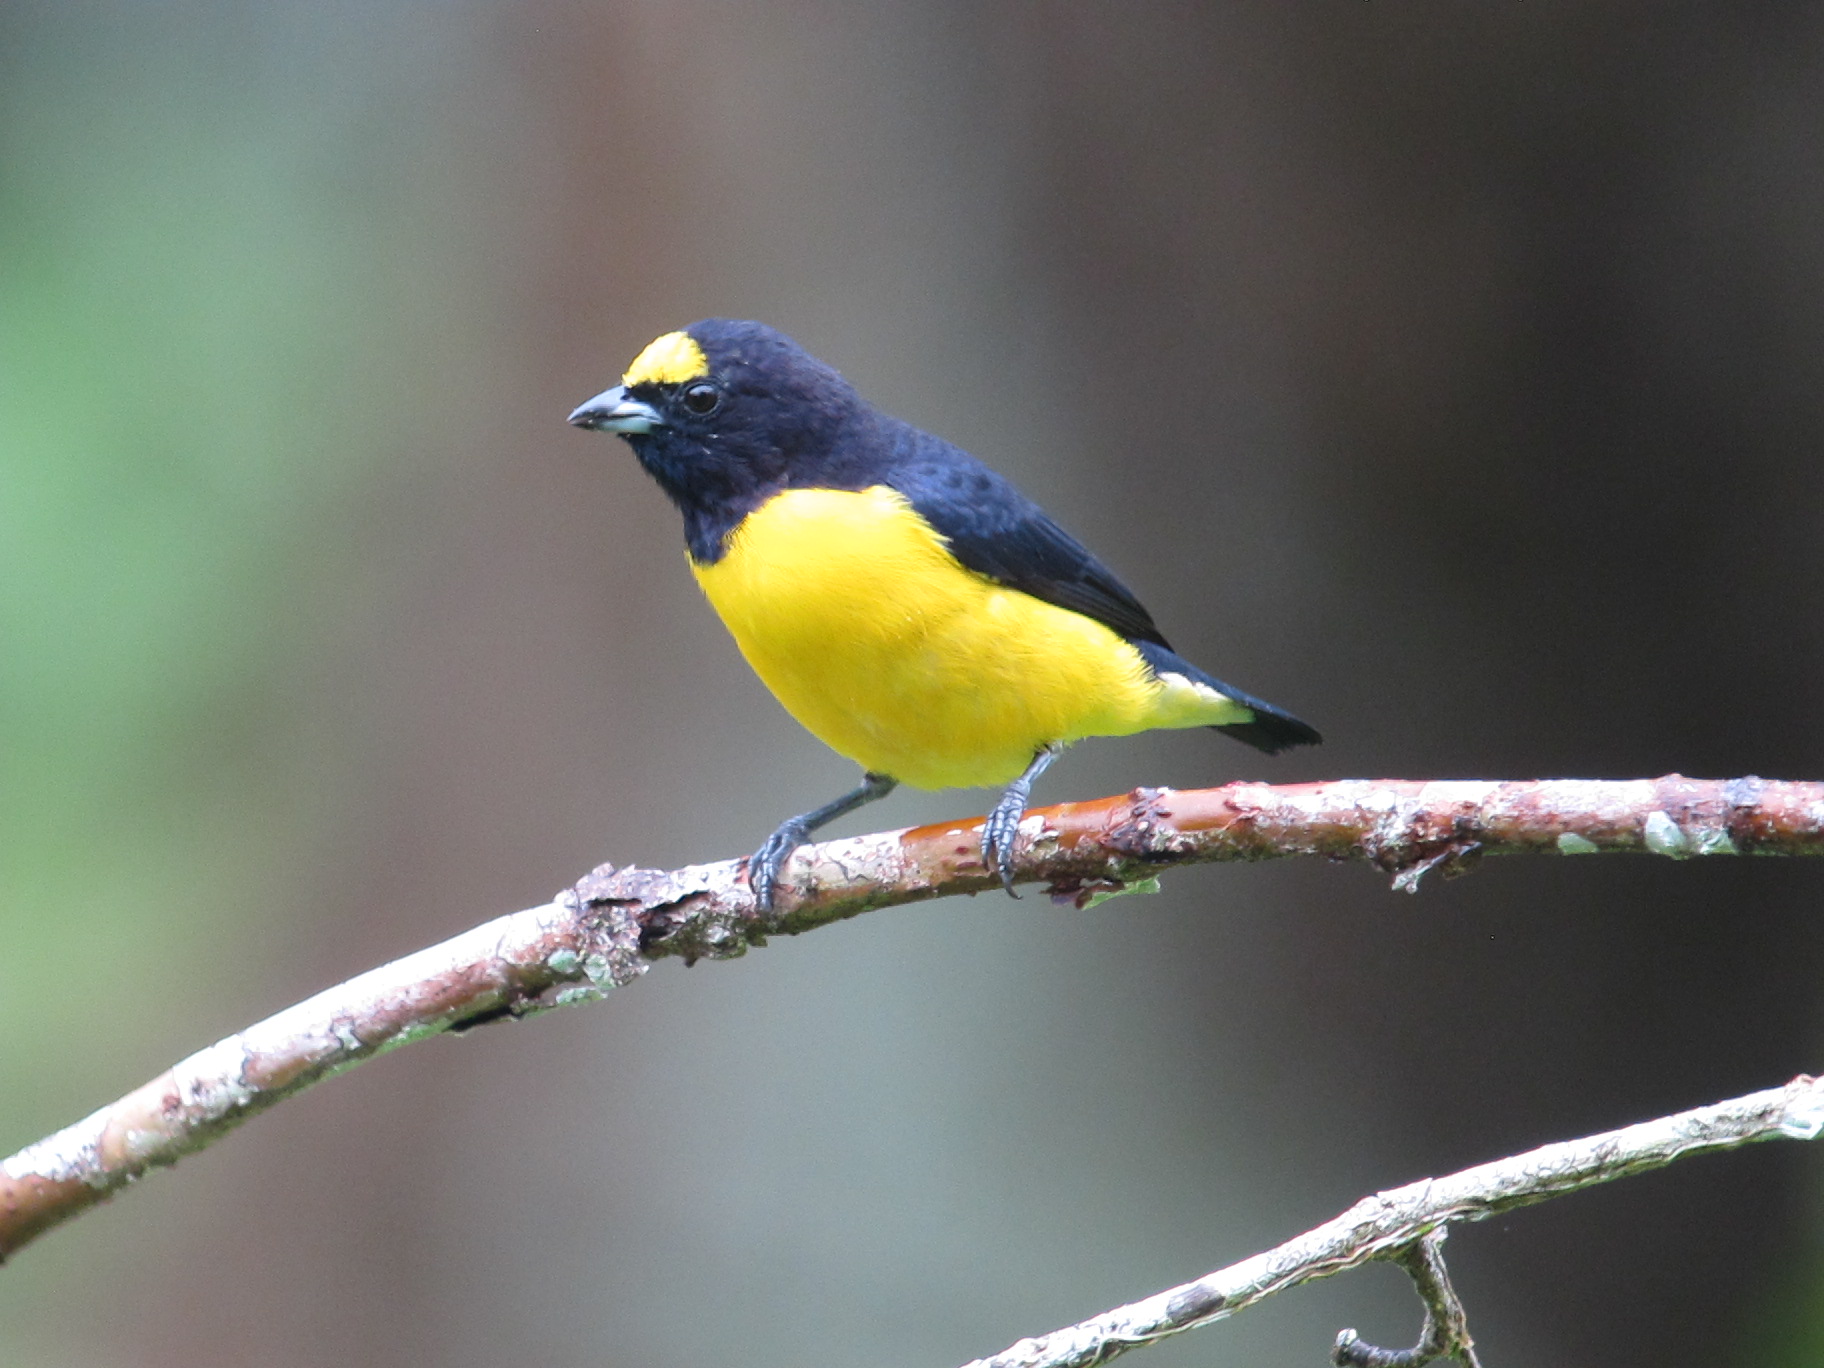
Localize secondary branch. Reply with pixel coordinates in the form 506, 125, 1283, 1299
958, 1074, 1824, 1368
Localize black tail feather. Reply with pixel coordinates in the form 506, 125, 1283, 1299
1131, 640, 1322, 755
1211, 710, 1323, 755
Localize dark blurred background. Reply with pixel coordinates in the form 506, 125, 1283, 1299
4, 3, 1823, 1365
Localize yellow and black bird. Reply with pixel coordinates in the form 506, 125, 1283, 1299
569, 320, 1319, 908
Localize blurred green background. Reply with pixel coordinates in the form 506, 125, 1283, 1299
5, 4, 1824, 1365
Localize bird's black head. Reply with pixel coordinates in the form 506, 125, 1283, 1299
569, 319, 876, 562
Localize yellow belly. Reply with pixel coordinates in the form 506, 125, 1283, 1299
691, 487, 1239, 789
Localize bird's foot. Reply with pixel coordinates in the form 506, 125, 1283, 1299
979, 746, 1061, 898
745, 772, 901, 912
747, 818, 810, 911
980, 789, 1030, 898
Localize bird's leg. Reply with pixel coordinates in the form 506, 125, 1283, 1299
981, 743, 1062, 898
748, 771, 899, 910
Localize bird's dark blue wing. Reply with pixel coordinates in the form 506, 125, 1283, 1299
880, 426, 1170, 648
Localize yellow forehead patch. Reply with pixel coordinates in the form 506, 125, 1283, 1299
623, 330, 708, 387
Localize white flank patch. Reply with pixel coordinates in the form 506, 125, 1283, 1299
1158, 672, 1251, 726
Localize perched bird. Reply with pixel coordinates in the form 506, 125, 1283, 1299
569, 320, 1319, 908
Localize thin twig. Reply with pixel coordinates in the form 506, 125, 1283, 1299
955, 1074, 1824, 1368
1333, 1229, 1481, 1368
3, 775, 1822, 1261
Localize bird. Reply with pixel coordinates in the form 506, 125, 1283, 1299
569, 319, 1319, 909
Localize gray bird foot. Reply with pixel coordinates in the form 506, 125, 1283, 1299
980, 790, 1029, 897
748, 819, 810, 912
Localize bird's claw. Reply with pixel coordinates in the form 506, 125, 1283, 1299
748, 820, 808, 911
980, 797, 1027, 898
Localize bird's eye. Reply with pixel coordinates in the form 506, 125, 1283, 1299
681, 382, 721, 415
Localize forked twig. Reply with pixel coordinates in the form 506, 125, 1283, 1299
958, 1075, 1824, 1367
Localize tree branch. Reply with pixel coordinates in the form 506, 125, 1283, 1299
958, 1074, 1824, 1368
4, 775, 1821, 1264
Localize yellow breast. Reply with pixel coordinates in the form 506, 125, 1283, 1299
690, 486, 1216, 790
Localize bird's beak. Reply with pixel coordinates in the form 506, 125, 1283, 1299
568, 386, 664, 434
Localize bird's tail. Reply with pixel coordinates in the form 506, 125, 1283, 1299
1131, 640, 1322, 755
